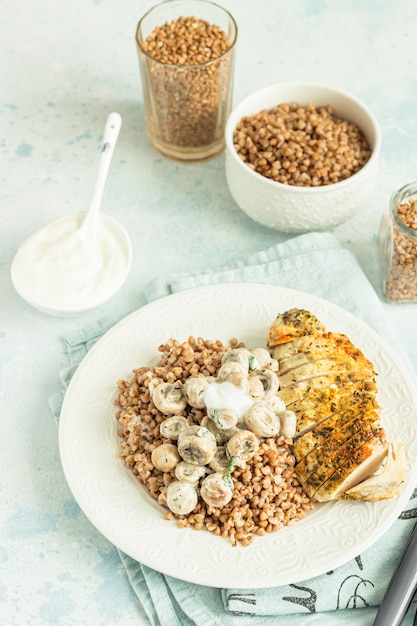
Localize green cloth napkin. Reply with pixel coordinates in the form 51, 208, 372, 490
51, 232, 417, 626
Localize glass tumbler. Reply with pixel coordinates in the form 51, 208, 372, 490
379, 181, 417, 302
135, 0, 237, 162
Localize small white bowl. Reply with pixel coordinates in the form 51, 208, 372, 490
11, 213, 132, 317
225, 82, 381, 233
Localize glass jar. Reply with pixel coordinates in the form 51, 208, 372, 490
135, 1, 237, 162
380, 181, 417, 302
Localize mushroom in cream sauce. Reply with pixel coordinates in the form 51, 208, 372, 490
151, 443, 180, 472
148, 343, 297, 521
177, 425, 217, 466
266, 395, 287, 415
217, 361, 250, 392
174, 461, 208, 484
243, 402, 281, 438
200, 415, 228, 444
183, 376, 209, 409
226, 429, 259, 462
251, 369, 279, 401
247, 375, 266, 401
209, 446, 230, 472
159, 415, 189, 440
222, 347, 261, 371
166, 480, 198, 515
279, 410, 297, 439
251, 347, 278, 371
200, 472, 234, 508
152, 381, 187, 415
207, 407, 239, 430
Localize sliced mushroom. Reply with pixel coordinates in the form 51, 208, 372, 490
177, 425, 217, 466
175, 461, 208, 484
266, 395, 287, 416
200, 472, 234, 508
183, 376, 209, 409
217, 361, 249, 391
226, 429, 259, 462
251, 347, 278, 371
280, 409, 297, 439
160, 415, 189, 440
166, 480, 198, 515
209, 446, 230, 472
250, 369, 279, 400
200, 416, 228, 444
207, 407, 239, 430
222, 347, 259, 371
151, 443, 180, 472
247, 375, 266, 401
151, 381, 187, 415
222, 425, 244, 440
244, 402, 281, 438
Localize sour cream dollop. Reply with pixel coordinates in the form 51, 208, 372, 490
11, 212, 131, 314
204, 381, 254, 419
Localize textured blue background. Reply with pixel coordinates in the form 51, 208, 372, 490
1, 1, 417, 624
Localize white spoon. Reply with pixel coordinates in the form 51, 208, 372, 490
78, 112, 122, 239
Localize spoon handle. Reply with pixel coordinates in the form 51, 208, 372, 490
81, 112, 122, 235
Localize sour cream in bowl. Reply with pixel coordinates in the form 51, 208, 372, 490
11, 212, 132, 316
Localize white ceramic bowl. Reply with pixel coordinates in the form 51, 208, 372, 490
225, 83, 381, 233
11, 213, 132, 317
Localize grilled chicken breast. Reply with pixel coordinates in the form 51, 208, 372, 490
277, 371, 376, 406
293, 404, 380, 461
268, 308, 406, 502
288, 381, 380, 433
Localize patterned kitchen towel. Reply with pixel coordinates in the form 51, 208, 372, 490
51, 231, 417, 626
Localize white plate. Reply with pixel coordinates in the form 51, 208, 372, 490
59, 283, 417, 589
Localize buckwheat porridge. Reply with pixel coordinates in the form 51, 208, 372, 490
115, 336, 314, 547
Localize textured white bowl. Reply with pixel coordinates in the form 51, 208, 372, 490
225, 83, 381, 233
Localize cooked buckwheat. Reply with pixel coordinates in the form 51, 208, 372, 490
115, 336, 314, 547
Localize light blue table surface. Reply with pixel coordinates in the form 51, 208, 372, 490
2, 1, 417, 624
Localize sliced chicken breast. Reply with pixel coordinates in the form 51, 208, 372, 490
295, 418, 380, 480
268, 309, 326, 349
312, 431, 388, 501
279, 358, 375, 387
294, 390, 380, 437
267, 308, 406, 503
279, 337, 375, 375
277, 371, 376, 405
289, 380, 380, 429
293, 404, 380, 461
343, 439, 406, 501
273, 331, 369, 363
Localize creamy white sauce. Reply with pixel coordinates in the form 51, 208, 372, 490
11, 213, 130, 311
203, 381, 253, 418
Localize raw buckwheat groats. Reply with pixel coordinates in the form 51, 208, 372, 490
383, 193, 417, 302
233, 102, 371, 187
136, 5, 236, 160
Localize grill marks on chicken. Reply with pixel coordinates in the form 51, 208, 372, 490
288, 380, 379, 431
293, 403, 380, 461
268, 308, 406, 502
313, 430, 388, 500
277, 371, 376, 406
